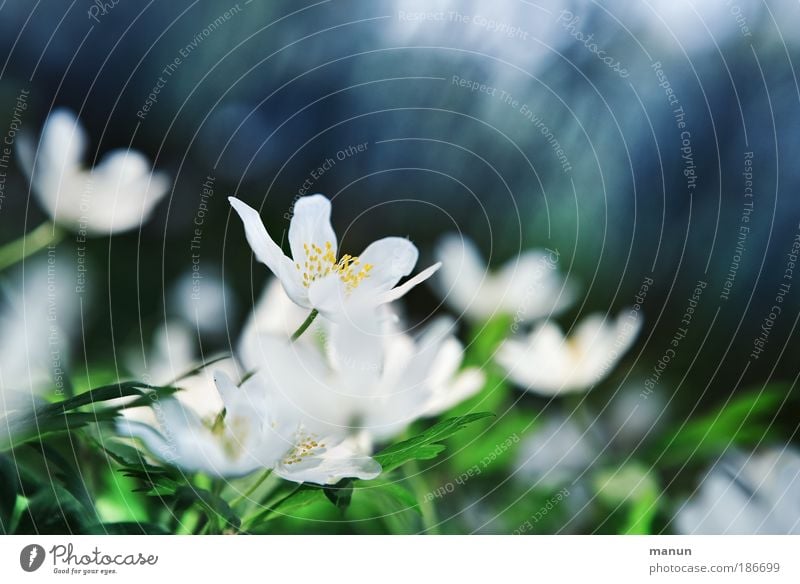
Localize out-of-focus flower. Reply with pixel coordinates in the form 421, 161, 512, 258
676, 448, 800, 534
0, 254, 79, 412
228, 195, 440, 319
17, 108, 170, 235
496, 311, 641, 395
434, 234, 575, 324
0, 254, 80, 446
238, 278, 317, 368
239, 290, 484, 448
603, 380, 666, 447
168, 270, 236, 337
515, 415, 597, 489
124, 321, 233, 423
118, 371, 380, 484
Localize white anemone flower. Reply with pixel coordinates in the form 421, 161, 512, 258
434, 234, 576, 324
228, 195, 440, 319
676, 448, 800, 535
124, 321, 237, 424
496, 311, 641, 396
17, 108, 170, 235
118, 371, 380, 484
240, 294, 484, 448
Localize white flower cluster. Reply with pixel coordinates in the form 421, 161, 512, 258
433, 234, 641, 396
118, 193, 484, 485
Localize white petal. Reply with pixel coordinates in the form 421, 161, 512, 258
358, 237, 419, 295
38, 109, 87, 174
379, 262, 441, 304
434, 234, 492, 319
424, 368, 486, 416
306, 273, 350, 320
495, 322, 574, 396
274, 436, 381, 485
228, 197, 288, 277
229, 197, 309, 306
238, 278, 317, 371
494, 249, 576, 321
288, 194, 337, 263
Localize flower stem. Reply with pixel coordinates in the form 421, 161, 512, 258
231, 469, 273, 508
290, 309, 319, 343
241, 483, 301, 531
0, 221, 64, 272
406, 458, 441, 534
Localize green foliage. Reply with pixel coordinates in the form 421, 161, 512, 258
1, 382, 179, 451
657, 385, 790, 466
374, 413, 494, 473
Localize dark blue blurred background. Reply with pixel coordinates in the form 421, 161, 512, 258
0, 0, 798, 426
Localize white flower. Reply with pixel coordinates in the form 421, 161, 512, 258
676, 448, 800, 534
17, 108, 170, 234
239, 288, 484, 447
168, 270, 236, 337
228, 195, 440, 319
434, 234, 575, 323
515, 415, 597, 489
496, 311, 641, 395
124, 321, 233, 423
118, 371, 380, 484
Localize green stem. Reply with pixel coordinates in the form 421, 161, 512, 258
290, 309, 319, 343
231, 469, 272, 508
0, 221, 64, 272
406, 458, 440, 535
241, 484, 301, 531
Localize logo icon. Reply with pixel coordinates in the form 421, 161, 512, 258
20, 544, 45, 572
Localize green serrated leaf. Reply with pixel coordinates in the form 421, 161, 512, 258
374, 413, 494, 473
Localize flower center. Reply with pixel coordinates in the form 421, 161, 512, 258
282, 429, 325, 466
296, 241, 373, 292
210, 413, 250, 460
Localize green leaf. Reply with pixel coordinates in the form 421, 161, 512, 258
0, 383, 179, 451
373, 482, 420, 515
0, 454, 18, 533
464, 315, 513, 367
657, 386, 789, 465
28, 442, 94, 513
15, 485, 93, 534
270, 486, 328, 515
322, 478, 354, 512
594, 465, 660, 535
374, 413, 494, 473
175, 486, 241, 531
85, 522, 170, 535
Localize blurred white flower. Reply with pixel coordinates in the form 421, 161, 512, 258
603, 380, 666, 447
515, 415, 597, 489
676, 448, 800, 534
118, 370, 380, 484
17, 108, 170, 234
434, 234, 575, 324
124, 321, 234, 424
168, 270, 236, 337
239, 288, 484, 448
0, 254, 80, 446
238, 278, 317, 366
228, 195, 440, 320
0, 254, 80, 410
496, 311, 641, 395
